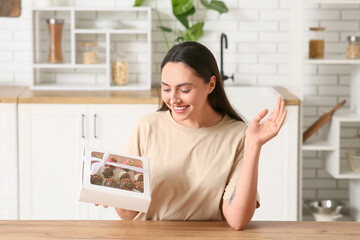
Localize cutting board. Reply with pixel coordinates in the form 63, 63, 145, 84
0, 0, 20, 17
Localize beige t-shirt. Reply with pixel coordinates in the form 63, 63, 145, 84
123, 110, 259, 220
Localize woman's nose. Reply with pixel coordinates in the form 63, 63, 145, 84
170, 90, 180, 104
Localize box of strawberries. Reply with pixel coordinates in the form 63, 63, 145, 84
79, 148, 151, 212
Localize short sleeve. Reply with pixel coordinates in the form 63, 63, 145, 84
123, 118, 144, 157
222, 138, 260, 208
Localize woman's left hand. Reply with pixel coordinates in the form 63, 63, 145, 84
246, 96, 287, 147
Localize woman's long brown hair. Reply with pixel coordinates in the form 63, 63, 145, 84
158, 41, 245, 122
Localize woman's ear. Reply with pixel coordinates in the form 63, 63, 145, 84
208, 75, 216, 94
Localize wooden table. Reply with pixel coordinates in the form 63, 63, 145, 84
1, 220, 360, 240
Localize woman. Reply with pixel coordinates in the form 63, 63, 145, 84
114, 41, 287, 230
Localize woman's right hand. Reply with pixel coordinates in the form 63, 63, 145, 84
94, 204, 138, 219
115, 208, 139, 220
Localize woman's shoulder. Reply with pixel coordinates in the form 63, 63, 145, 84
222, 115, 248, 134
137, 111, 167, 126
224, 115, 248, 128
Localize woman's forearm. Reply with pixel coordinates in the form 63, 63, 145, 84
115, 208, 139, 220
223, 141, 261, 230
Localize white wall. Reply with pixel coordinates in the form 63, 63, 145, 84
0, 0, 356, 218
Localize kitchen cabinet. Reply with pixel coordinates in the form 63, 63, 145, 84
0, 103, 18, 219
226, 87, 299, 221
18, 103, 158, 220
30, 5, 151, 90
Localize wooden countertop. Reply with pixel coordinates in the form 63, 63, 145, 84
0, 86, 27, 103
18, 88, 162, 105
0, 86, 299, 106
0, 220, 359, 239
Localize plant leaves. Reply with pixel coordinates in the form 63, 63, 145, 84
200, 0, 228, 14
159, 26, 173, 32
174, 36, 185, 43
178, 29, 186, 38
186, 22, 204, 41
174, 7, 195, 29
134, 0, 147, 7
172, 0, 194, 15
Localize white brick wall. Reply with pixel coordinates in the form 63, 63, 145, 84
302, 3, 360, 217
0, 0, 357, 219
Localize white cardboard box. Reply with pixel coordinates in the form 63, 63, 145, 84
79, 149, 151, 212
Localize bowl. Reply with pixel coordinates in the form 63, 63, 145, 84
346, 152, 360, 172
305, 199, 345, 215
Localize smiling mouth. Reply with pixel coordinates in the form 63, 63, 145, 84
172, 105, 189, 113
174, 106, 186, 110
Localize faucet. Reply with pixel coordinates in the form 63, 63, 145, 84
220, 33, 234, 82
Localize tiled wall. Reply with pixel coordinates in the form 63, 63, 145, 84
0, 0, 358, 218
302, 2, 360, 212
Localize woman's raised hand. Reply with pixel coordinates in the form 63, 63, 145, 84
246, 96, 287, 147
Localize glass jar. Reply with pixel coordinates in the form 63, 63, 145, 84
82, 42, 98, 64
347, 36, 360, 59
47, 18, 64, 63
112, 53, 128, 85
309, 27, 325, 59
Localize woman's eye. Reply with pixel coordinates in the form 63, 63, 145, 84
180, 89, 191, 93
163, 88, 171, 92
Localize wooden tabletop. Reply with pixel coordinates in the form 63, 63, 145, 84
1, 220, 359, 240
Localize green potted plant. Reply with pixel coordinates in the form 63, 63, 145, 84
135, 0, 229, 50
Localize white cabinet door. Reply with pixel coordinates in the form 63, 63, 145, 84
18, 103, 159, 220
18, 104, 88, 219
228, 95, 299, 221
88, 104, 159, 152
87, 104, 158, 219
0, 103, 18, 219
253, 106, 299, 220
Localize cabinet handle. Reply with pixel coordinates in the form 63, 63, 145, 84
82, 114, 85, 139
94, 114, 97, 139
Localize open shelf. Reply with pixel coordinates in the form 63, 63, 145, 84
302, 140, 336, 151
306, 0, 360, 3
324, 114, 360, 179
31, 6, 152, 90
304, 57, 360, 65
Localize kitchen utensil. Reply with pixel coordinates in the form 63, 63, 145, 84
303, 100, 346, 142
0, 0, 20, 17
305, 199, 345, 221
346, 151, 360, 172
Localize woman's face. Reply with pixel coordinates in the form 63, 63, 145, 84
161, 62, 215, 127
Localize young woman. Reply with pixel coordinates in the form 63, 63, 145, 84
113, 41, 287, 230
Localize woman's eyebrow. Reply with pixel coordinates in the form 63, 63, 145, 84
161, 81, 193, 87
